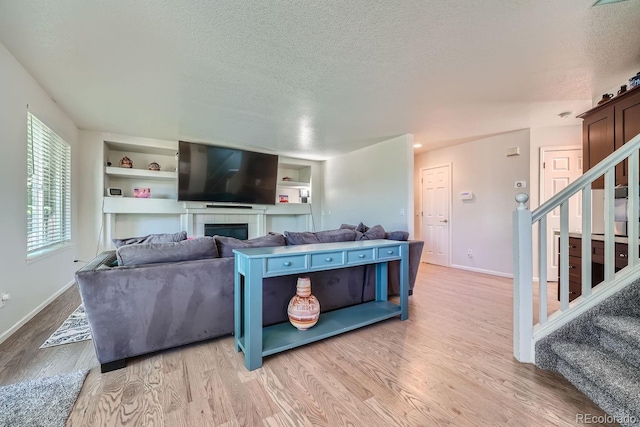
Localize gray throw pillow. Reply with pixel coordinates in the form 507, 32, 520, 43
112, 231, 187, 248
386, 230, 409, 241
116, 237, 218, 266
355, 222, 369, 233
357, 224, 386, 240
285, 229, 357, 245
216, 233, 286, 258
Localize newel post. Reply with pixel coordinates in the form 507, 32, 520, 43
513, 193, 534, 362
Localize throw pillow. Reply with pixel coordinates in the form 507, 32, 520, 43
385, 231, 410, 241
285, 229, 358, 245
355, 222, 370, 233
116, 236, 218, 266
112, 231, 187, 248
356, 224, 386, 240
339, 223, 357, 230
216, 232, 286, 258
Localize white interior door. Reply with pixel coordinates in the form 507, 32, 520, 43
542, 148, 582, 281
421, 165, 450, 266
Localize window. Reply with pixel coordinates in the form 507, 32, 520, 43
27, 112, 71, 255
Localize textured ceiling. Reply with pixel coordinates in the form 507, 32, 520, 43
0, 0, 639, 159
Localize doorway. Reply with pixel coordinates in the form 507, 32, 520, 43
420, 165, 451, 266
540, 147, 582, 281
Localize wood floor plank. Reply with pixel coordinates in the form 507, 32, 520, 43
0, 263, 617, 426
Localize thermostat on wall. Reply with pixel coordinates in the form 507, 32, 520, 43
460, 191, 473, 200
107, 188, 123, 197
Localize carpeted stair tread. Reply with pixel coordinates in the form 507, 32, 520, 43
556, 359, 640, 427
595, 315, 640, 345
551, 342, 640, 417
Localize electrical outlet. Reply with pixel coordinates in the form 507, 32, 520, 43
467, 250, 473, 258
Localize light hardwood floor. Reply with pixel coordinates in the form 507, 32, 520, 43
0, 264, 617, 426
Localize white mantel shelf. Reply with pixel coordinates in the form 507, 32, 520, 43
101, 199, 313, 248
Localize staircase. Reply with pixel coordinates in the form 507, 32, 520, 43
512, 131, 640, 425
535, 279, 640, 426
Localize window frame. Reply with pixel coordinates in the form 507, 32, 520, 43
26, 111, 72, 259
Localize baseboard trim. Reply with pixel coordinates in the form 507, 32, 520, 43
451, 264, 513, 278
0, 279, 76, 345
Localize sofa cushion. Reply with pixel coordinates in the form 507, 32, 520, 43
356, 224, 386, 240
285, 229, 357, 245
339, 223, 357, 230
385, 230, 409, 241
116, 236, 218, 266
112, 231, 187, 248
216, 233, 286, 258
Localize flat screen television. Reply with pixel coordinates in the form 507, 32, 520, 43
178, 141, 279, 205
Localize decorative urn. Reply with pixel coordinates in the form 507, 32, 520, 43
148, 162, 161, 171
287, 277, 320, 330
120, 156, 133, 168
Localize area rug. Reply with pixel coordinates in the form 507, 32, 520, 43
0, 369, 89, 427
40, 305, 92, 348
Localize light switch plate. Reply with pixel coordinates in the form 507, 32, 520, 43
515, 181, 527, 189
506, 147, 520, 157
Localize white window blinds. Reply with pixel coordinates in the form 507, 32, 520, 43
27, 112, 71, 254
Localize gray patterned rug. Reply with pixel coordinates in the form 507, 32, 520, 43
40, 305, 92, 348
0, 369, 88, 427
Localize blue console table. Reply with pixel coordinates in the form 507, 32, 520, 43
233, 239, 409, 370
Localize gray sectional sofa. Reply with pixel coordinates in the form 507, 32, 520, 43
75, 227, 424, 372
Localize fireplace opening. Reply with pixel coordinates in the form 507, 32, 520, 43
204, 223, 249, 240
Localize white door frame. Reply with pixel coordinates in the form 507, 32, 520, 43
419, 163, 452, 266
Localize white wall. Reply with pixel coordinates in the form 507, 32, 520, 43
0, 42, 79, 343
414, 129, 530, 276
321, 134, 414, 234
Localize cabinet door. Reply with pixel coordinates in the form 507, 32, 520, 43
583, 106, 615, 189
615, 90, 640, 184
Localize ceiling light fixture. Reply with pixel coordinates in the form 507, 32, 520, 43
592, 0, 629, 6
413, 143, 423, 148
559, 111, 573, 118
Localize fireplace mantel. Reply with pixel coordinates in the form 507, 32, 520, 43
102, 199, 312, 249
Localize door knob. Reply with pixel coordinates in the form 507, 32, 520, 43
440, 219, 448, 223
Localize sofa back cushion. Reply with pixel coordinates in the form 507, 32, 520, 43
285, 229, 357, 245
216, 232, 286, 258
116, 236, 218, 266
385, 230, 410, 241
113, 231, 187, 248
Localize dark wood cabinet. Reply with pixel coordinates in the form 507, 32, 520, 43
558, 236, 628, 302
579, 87, 640, 189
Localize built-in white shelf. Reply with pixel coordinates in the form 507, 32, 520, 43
105, 166, 177, 181
276, 180, 310, 189
103, 197, 185, 214
104, 139, 177, 157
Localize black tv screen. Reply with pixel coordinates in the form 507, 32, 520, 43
178, 141, 279, 205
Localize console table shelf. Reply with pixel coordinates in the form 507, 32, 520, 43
238, 301, 401, 357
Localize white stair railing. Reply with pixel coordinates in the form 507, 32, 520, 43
513, 132, 640, 363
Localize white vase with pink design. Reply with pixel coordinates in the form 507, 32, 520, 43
287, 277, 320, 330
